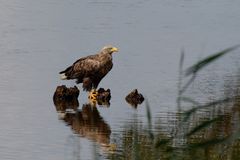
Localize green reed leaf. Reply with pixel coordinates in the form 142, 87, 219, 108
185, 115, 224, 137
185, 45, 239, 76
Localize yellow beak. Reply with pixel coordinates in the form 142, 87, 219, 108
111, 47, 119, 53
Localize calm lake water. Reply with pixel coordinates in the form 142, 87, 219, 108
1, 0, 240, 159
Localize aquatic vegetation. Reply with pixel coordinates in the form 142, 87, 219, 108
107, 46, 240, 160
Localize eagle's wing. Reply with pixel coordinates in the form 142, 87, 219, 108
72, 54, 101, 73
59, 54, 102, 79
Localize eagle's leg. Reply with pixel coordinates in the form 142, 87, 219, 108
88, 89, 99, 102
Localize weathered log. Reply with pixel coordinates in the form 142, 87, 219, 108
53, 85, 80, 111
125, 89, 144, 108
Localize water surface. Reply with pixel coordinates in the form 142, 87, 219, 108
0, 0, 240, 159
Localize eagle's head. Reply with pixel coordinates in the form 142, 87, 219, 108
101, 45, 119, 54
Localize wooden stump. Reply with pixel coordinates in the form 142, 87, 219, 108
125, 89, 144, 108
53, 85, 80, 111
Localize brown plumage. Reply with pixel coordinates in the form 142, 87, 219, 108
59, 45, 118, 91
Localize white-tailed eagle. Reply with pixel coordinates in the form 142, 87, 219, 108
59, 45, 118, 100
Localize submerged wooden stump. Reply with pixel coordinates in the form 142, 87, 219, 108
125, 89, 144, 108
53, 85, 80, 111
97, 88, 111, 102
53, 85, 79, 100
89, 88, 111, 106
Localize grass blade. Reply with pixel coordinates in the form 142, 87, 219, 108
183, 97, 232, 122
145, 100, 154, 140
187, 136, 229, 149
180, 97, 200, 106
185, 45, 239, 76
155, 139, 171, 148
185, 116, 224, 137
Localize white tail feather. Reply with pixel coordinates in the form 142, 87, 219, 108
60, 73, 67, 80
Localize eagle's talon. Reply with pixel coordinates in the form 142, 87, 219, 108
88, 89, 99, 101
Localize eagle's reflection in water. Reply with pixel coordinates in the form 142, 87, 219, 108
63, 104, 111, 145
53, 96, 115, 153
